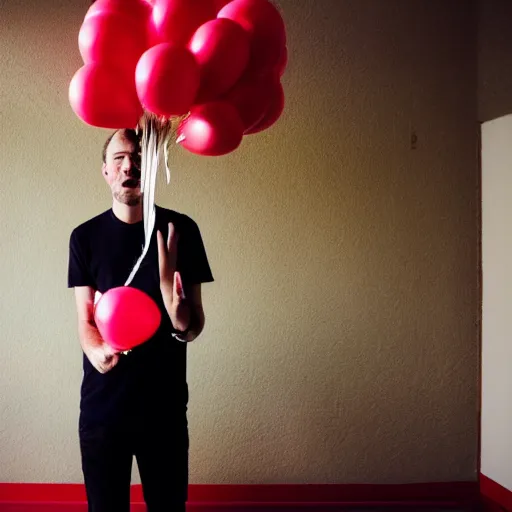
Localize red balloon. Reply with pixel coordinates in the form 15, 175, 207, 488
152, 0, 217, 45
218, 0, 286, 77
224, 74, 274, 131
177, 102, 244, 156
245, 79, 284, 134
189, 19, 250, 102
84, 0, 152, 23
94, 287, 161, 352
135, 43, 200, 117
79, 11, 150, 69
69, 63, 143, 128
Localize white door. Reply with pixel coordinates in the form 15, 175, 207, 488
481, 114, 512, 490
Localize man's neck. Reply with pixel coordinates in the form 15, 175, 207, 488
112, 200, 143, 224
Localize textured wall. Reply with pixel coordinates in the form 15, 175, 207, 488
0, 0, 479, 484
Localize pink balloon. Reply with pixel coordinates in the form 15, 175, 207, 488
94, 287, 161, 352
223, 74, 274, 131
177, 101, 244, 156
69, 63, 143, 128
189, 19, 250, 102
152, 0, 217, 45
84, 0, 152, 22
245, 79, 284, 134
218, 0, 286, 77
79, 11, 150, 69
135, 43, 200, 117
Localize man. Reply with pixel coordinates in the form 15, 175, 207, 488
68, 128, 213, 512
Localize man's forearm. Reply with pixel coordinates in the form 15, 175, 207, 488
183, 311, 204, 342
78, 319, 104, 353
78, 318, 119, 373
173, 305, 205, 342
74, 287, 118, 373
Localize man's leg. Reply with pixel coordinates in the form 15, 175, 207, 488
79, 424, 133, 512
134, 418, 189, 512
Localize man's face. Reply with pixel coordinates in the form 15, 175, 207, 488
103, 131, 142, 206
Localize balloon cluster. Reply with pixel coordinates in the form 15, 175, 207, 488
69, 0, 287, 156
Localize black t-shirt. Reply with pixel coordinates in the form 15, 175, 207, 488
68, 205, 213, 430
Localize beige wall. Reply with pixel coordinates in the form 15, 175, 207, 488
0, 0, 479, 484
478, 0, 512, 122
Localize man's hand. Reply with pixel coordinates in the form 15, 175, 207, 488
157, 222, 191, 332
74, 286, 120, 374
83, 340, 120, 374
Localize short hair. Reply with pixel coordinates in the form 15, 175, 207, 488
102, 129, 142, 163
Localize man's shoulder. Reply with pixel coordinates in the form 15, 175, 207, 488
70, 209, 111, 238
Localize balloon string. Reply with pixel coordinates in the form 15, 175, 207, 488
114, 120, 187, 354
124, 113, 184, 288
125, 114, 171, 286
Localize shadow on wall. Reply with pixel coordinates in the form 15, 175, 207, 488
478, 0, 512, 122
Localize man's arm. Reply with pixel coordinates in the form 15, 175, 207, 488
179, 283, 205, 342
157, 223, 210, 342
74, 286, 119, 374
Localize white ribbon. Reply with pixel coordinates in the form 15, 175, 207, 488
124, 115, 173, 287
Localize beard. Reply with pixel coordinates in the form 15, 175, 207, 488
113, 187, 141, 206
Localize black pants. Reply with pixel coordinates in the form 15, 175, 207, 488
79, 418, 189, 512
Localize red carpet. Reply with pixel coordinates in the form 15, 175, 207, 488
0, 482, 480, 511
0, 505, 477, 512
